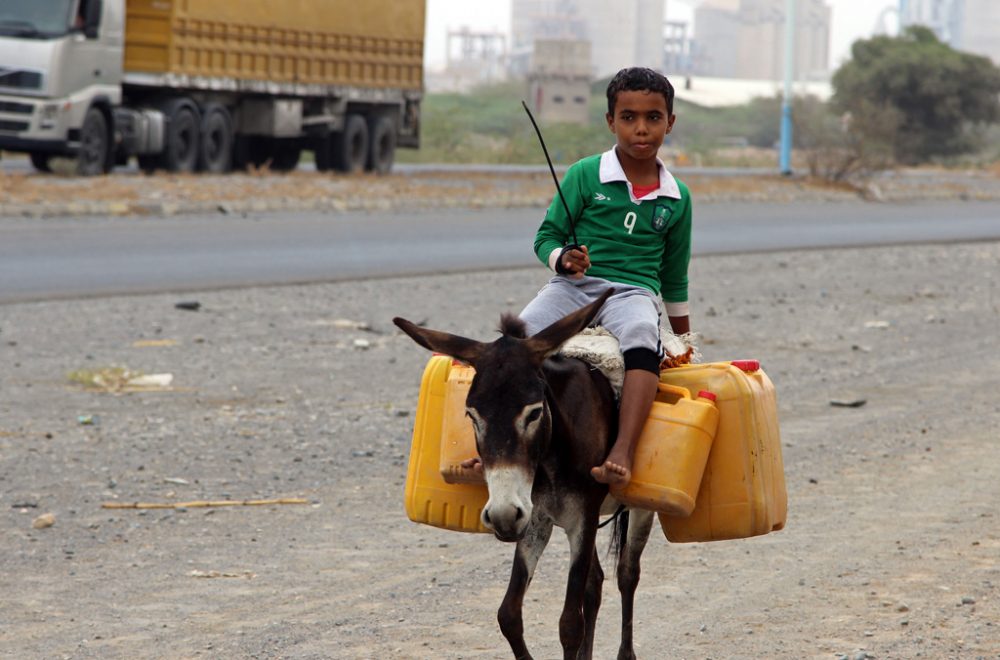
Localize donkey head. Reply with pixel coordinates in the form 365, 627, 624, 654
393, 291, 611, 541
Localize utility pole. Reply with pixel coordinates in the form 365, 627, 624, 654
779, 0, 795, 175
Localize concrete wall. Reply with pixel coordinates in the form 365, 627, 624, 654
528, 39, 591, 125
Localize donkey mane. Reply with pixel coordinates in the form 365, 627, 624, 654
498, 313, 528, 339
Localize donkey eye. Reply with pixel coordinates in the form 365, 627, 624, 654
525, 408, 542, 424
466, 408, 485, 435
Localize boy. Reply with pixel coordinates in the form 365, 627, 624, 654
521, 67, 692, 489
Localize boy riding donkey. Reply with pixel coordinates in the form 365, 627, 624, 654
465, 66, 696, 492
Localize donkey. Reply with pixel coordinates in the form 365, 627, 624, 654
394, 290, 657, 660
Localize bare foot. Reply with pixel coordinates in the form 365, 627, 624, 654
591, 460, 631, 488
460, 456, 484, 475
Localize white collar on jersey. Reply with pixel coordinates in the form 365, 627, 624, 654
598, 147, 681, 201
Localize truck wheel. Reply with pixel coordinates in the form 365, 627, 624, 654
270, 142, 301, 172
76, 108, 110, 176
162, 100, 200, 173
367, 115, 397, 175
313, 135, 332, 172
29, 152, 52, 173
331, 114, 369, 173
198, 104, 233, 173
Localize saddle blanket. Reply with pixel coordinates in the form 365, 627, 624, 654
559, 327, 700, 397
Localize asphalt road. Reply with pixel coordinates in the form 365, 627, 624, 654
2, 200, 999, 304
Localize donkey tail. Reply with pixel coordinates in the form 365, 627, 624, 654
604, 505, 629, 564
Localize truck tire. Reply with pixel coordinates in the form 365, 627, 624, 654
162, 100, 201, 173
76, 107, 111, 176
198, 104, 233, 173
29, 152, 52, 173
313, 135, 333, 172
331, 114, 369, 173
367, 115, 397, 175
270, 141, 301, 172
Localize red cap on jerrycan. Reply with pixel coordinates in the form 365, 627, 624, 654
697, 390, 717, 402
731, 359, 760, 372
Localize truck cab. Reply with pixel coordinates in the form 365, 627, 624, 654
0, 0, 124, 174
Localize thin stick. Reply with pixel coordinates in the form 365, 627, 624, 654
522, 100, 579, 247
102, 498, 308, 510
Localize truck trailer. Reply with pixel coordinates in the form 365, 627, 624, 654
0, 0, 425, 175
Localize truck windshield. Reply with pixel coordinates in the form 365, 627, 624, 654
0, 0, 75, 38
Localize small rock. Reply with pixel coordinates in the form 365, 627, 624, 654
830, 398, 867, 408
175, 301, 201, 311
961, 596, 976, 605
32, 513, 56, 529
353, 338, 371, 350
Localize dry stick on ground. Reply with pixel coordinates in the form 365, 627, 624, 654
102, 498, 308, 510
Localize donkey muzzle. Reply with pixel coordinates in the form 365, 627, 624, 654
482, 466, 533, 542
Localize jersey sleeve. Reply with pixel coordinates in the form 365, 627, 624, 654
658, 185, 692, 303
533, 161, 587, 266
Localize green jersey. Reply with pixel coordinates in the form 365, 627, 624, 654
534, 149, 692, 303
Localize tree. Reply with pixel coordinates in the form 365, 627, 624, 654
832, 26, 1000, 165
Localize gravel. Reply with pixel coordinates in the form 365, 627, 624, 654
1, 235, 999, 658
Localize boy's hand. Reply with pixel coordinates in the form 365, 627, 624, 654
561, 245, 590, 279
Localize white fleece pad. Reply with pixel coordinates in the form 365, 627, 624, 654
559, 327, 700, 397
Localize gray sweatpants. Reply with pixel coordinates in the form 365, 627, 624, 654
519, 275, 664, 361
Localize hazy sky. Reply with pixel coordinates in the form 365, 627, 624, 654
424, 0, 900, 71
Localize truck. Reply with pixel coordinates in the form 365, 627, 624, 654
0, 0, 425, 175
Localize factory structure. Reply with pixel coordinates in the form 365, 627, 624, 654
429, 0, 999, 119
897, 0, 1000, 65
690, 0, 831, 81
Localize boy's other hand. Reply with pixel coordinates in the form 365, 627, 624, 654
562, 245, 590, 279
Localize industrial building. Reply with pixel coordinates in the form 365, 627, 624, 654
509, 0, 664, 79
900, 0, 1000, 65
691, 0, 831, 81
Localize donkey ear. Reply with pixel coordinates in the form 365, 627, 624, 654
524, 289, 613, 362
393, 317, 485, 365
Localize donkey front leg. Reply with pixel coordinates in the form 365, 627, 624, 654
616, 509, 655, 660
560, 519, 600, 660
498, 519, 553, 660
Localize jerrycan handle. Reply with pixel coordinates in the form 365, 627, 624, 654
656, 382, 693, 403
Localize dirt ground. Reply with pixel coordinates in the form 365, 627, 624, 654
1, 234, 999, 659
2, 164, 1000, 219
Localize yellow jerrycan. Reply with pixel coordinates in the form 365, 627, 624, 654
657, 360, 787, 542
403, 356, 489, 533
612, 384, 719, 516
